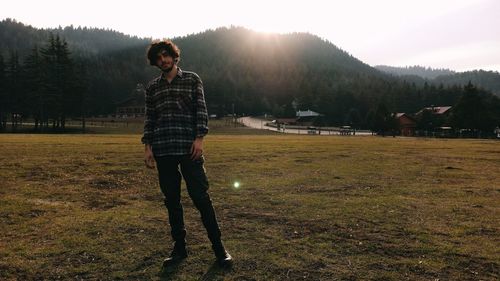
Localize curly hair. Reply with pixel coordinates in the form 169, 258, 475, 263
146, 40, 181, 66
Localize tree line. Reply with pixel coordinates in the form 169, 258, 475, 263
364, 82, 500, 136
376, 65, 500, 98
1, 22, 499, 135
0, 34, 85, 131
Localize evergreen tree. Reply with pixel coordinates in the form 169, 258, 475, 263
6, 51, 25, 131
40, 33, 59, 129
38, 33, 78, 130
0, 54, 6, 130
449, 82, 496, 134
24, 45, 44, 130
416, 108, 436, 131
345, 108, 362, 129
373, 103, 391, 136
55, 35, 76, 129
365, 109, 376, 133
73, 60, 88, 132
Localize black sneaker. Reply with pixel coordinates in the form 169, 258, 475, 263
163, 243, 187, 267
216, 250, 233, 268
212, 243, 233, 268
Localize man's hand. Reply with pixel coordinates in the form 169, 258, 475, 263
191, 137, 204, 160
144, 144, 155, 169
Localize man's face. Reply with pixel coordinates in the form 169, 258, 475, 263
156, 50, 175, 72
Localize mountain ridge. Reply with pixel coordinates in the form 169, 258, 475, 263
1, 19, 498, 127
376, 65, 500, 96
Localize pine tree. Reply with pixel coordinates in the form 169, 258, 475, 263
39, 33, 78, 131
0, 54, 6, 130
345, 108, 362, 129
449, 81, 496, 135
6, 51, 24, 131
55, 35, 75, 129
40, 33, 59, 129
24, 45, 44, 131
373, 103, 391, 136
73, 60, 88, 132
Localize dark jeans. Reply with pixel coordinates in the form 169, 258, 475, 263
154, 154, 222, 246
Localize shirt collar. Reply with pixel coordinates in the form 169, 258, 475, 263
160, 66, 184, 81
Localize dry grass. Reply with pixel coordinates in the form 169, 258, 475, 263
0, 134, 499, 280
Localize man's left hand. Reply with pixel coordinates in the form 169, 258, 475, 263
191, 137, 204, 160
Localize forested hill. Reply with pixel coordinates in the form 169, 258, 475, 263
0, 18, 148, 56
1, 19, 499, 128
1, 19, 397, 121
175, 26, 396, 118
375, 65, 455, 80
433, 70, 500, 97
376, 65, 500, 97
0, 19, 156, 114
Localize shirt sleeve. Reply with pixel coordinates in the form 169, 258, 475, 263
194, 74, 209, 138
141, 86, 156, 144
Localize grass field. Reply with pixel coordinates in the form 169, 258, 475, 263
0, 133, 499, 280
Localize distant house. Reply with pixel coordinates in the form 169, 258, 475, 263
394, 113, 417, 136
296, 110, 323, 126
415, 106, 452, 116
115, 84, 146, 118
415, 105, 453, 129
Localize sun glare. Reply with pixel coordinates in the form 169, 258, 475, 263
248, 25, 293, 35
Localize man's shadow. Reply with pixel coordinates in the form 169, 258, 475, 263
159, 262, 182, 280
159, 262, 232, 281
199, 262, 232, 281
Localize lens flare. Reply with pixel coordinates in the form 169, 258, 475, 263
233, 181, 240, 188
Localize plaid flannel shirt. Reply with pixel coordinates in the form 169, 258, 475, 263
141, 68, 209, 156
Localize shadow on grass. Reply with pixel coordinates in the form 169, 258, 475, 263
199, 262, 232, 281
159, 262, 231, 281
159, 262, 182, 280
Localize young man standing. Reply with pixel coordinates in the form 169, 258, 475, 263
142, 40, 232, 268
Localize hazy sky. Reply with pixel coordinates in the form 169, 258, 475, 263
2, 0, 499, 72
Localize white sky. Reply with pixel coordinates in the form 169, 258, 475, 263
2, 0, 499, 72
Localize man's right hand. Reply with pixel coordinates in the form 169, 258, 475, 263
144, 144, 155, 169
